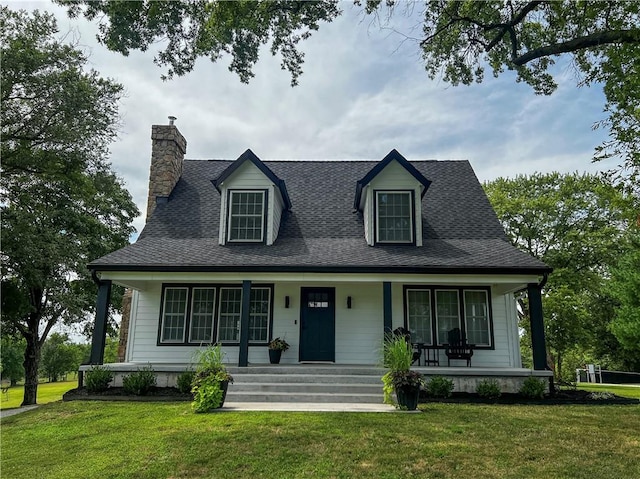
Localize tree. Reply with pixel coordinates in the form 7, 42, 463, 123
484, 172, 638, 380
0, 337, 26, 386
40, 333, 77, 382
0, 7, 139, 406
59, 1, 640, 181
57, 0, 341, 86
608, 232, 640, 370
412, 1, 640, 184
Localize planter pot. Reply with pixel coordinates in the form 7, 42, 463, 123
269, 349, 282, 364
396, 385, 420, 410
218, 380, 229, 408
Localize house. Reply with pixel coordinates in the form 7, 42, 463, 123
85, 121, 553, 396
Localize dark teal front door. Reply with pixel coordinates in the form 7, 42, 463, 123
299, 288, 335, 362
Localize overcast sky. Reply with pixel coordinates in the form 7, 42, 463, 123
14, 1, 618, 237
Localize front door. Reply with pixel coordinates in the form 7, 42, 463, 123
299, 288, 335, 362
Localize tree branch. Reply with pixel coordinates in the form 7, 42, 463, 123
513, 29, 640, 65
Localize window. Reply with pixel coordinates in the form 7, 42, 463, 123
435, 290, 461, 345
406, 289, 432, 345
218, 288, 242, 342
404, 287, 493, 348
159, 284, 272, 345
189, 288, 216, 342
376, 191, 413, 243
464, 290, 490, 346
228, 190, 265, 242
160, 288, 188, 343
249, 288, 270, 342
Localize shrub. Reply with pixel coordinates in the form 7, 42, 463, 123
476, 379, 501, 399
176, 370, 195, 394
425, 376, 454, 398
519, 376, 546, 399
85, 365, 113, 393
122, 365, 157, 395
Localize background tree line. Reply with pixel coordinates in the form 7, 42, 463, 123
484, 172, 639, 381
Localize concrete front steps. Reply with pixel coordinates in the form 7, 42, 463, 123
225, 365, 386, 404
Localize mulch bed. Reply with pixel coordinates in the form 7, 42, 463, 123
62, 386, 639, 405
63, 387, 192, 402
420, 389, 639, 405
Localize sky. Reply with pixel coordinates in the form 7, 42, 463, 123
11, 1, 618, 238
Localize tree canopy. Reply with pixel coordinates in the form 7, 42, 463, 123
484, 172, 638, 378
58, 0, 640, 181
0, 7, 139, 405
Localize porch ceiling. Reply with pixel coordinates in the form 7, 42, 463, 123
100, 271, 539, 292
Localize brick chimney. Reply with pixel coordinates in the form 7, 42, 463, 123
146, 117, 187, 220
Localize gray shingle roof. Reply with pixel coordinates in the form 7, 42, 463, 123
90, 159, 550, 274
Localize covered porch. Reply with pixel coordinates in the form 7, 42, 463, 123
87, 270, 550, 382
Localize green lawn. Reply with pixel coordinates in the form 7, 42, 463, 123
0, 380, 76, 410
2, 401, 639, 479
576, 383, 640, 399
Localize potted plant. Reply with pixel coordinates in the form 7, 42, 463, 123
382, 334, 424, 410
268, 337, 289, 364
191, 344, 233, 412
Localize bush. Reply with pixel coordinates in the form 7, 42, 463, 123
425, 376, 454, 398
122, 365, 156, 395
519, 376, 546, 399
85, 365, 113, 393
476, 379, 501, 399
176, 370, 195, 394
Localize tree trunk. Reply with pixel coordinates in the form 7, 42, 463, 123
22, 335, 40, 406
556, 352, 563, 381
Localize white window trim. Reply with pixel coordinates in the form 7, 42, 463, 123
227, 190, 266, 243
160, 287, 189, 343
187, 287, 216, 344
375, 190, 413, 244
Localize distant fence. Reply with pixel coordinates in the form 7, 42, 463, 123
576, 368, 640, 384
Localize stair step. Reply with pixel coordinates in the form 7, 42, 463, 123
231, 374, 383, 384
226, 391, 384, 404
230, 382, 382, 394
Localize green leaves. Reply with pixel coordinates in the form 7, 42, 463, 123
485, 172, 639, 377
58, 0, 342, 86
0, 7, 139, 404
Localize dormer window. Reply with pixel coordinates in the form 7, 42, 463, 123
228, 190, 266, 242
375, 191, 414, 243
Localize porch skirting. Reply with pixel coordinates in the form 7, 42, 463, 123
79, 363, 552, 395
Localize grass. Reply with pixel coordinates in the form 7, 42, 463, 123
575, 383, 640, 399
0, 380, 76, 410
2, 401, 639, 479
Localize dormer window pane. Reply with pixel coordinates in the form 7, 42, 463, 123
228, 191, 265, 242
376, 191, 412, 243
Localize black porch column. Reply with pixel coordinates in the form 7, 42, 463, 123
238, 280, 252, 367
383, 282, 392, 334
528, 282, 548, 370
89, 280, 112, 364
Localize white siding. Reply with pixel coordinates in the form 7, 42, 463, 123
127, 279, 521, 368
217, 161, 285, 245
363, 160, 424, 246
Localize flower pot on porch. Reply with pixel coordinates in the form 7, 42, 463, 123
269, 349, 282, 364
395, 385, 420, 411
